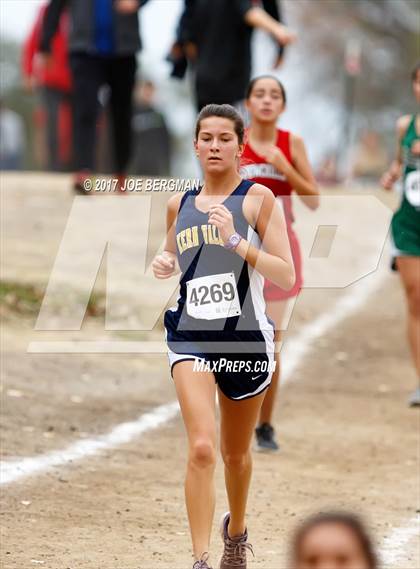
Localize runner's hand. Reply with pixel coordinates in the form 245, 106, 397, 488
263, 145, 290, 175
152, 252, 176, 279
411, 140, 420, 156
208, 204, 236, 245
381, 161, 400, 190
380, 171, 396, 191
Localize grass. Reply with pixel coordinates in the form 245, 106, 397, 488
0, 282, 105, 317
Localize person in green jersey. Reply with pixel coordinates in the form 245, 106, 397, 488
381, 62, 420, 407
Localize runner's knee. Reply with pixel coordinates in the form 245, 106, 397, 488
189, 438, 216, 469
222, 450, 251, 472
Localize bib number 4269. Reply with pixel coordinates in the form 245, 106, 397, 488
186, 272, 241, 320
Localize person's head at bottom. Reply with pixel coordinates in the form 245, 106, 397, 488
290, 512, 378, 569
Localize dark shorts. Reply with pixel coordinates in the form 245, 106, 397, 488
390, 208, 420, 271
167, 348, 275, 401
164, 301, 275, 401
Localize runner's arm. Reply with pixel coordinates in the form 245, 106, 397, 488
288, 134, 319, 210
381, 115, 411, 190
236, 185, 295, 290
165, 194, 182, 255
152, 194, 182, 279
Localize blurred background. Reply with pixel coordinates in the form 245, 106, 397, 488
0, 0, 418, 180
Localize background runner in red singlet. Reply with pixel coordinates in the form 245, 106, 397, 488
241, 75, 320, 452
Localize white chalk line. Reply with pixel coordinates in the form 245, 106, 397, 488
380, 515, 419, 566
1, 266, 418, 565
0, 402, 180, 485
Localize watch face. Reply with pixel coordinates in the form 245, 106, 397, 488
226, 233, 241, 249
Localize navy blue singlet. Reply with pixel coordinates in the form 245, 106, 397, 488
164, 179, 275, 400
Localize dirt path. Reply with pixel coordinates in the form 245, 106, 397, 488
1, 174, 419, 568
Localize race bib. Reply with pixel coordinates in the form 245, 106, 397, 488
186, 272, 241, 320
405, 170, 420, 208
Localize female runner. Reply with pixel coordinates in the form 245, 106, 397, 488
152, 104, 295, 568
381, 63, 420, 407
241, 75, 320, 451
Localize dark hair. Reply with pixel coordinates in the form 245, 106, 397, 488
411, 62, 420, 82
291, 512, 378, 569
195, 104, 245, 144
245, 75, 287, 105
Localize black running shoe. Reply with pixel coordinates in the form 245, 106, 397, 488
255, 423, 279, 453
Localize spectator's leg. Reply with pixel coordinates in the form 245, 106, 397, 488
107, 55, 137, 174
33, 92, 48, 169
57, 91, 73, 172
70, 54, 104, 172
42, 87, 60, 171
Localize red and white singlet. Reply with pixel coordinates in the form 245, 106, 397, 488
240, 128, 303, 301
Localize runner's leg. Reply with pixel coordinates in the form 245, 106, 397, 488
172, 360, 217, 560
397, 256, 420, 377
219, 388, 265, 537
258, 300, 288, 424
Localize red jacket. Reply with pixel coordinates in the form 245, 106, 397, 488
22, 3, 72, 92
